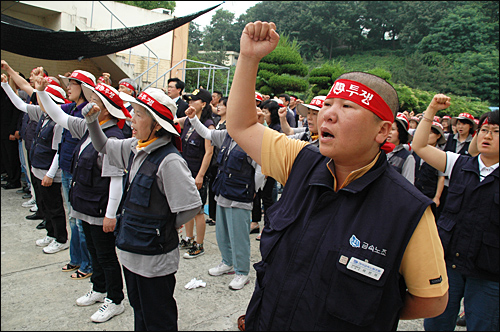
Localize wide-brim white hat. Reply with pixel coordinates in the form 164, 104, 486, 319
130, 88, 180, 137
81, 83, 131, 120
58, 70, 96, 90
296, 96, 326, 117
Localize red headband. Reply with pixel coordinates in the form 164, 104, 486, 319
137, 92, 174, 121
120, 81, 136, 92
45, 85, 69, 104
46, 77, 60, 88
326, 79, 394, 122
70, 71, 95, 87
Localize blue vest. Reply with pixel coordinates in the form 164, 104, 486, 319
245, 146, 433, 330
29, 114, 57, 170
212, 133, 255, 203
413, 151, 439, 199
180, 118, 214, 176
58, 102, 86, 173
444, 134, 470, 156
436, 155, 499, 282
388, 146, 411, 174
115, 143, 179, 255
20, 113, 37, 149
69, 125, 124, 217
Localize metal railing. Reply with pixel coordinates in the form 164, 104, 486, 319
144, 59, 231, 95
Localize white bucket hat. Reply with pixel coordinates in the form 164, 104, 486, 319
296, 96, 326, 117
58, 70, 96, 90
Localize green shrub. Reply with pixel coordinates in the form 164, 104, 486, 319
268, 75, 308, 92
262, 46, 303, 65
280, 63, 309, 76
258, 69, 274, 81
308, 76, 331, 85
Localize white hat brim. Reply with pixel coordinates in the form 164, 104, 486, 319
81, 83, 128, 120
129, 99, 180, 137
296, 103, 321, 117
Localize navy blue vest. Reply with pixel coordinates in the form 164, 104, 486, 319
436, 155, 499, 282
69, 125, 124, 217
115, 143, 179, 255
388, 146, 411, 174
245, 146, 433, 330
20, 113, 37, 149
444, 134, 470, 156
180, 118, 213, 176
212, 133, 255, 203
58, 102, 86, 173
413, 151, 440, 199
29, 114, 57, 170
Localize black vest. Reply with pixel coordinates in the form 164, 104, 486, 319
413, 151, 439, 199
59, 102, 86, 173
444, 134, 471, 156
115, 143, 179, 255
29, 114, 57, 170
387, 146, 411, 174
212, 133, 255, 203
180, 119, 212, 176
436, 155, 499, 282
245, 146, 433, 331
69, 125, 124, 217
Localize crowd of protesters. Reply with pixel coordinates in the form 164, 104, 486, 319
1, 19, 498, 332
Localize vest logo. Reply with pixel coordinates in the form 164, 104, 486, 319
349, 235, 360, 248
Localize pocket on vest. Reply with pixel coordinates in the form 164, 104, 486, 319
324, 249, 390, 327
128, 174, 154, 207
444, 185, 465, 213
116, 213, 165, 255
74, 160, 93, 187
221, 174, 251, 200
476, 232, 499, 275
436, 216, 456, 251
70, 187, 106, 217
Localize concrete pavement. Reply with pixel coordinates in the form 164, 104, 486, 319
1, 181, 464, 331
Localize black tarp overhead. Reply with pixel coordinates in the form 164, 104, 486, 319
1, 3, 222, 60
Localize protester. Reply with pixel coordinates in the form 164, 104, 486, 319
210, 90, 223, 124
387, 113, 416, 184
175, 88, 215, 258
412, 95, 498, 331
166, 78, 189, 119
2, 73, 69, 254
97, 73, 112, 86
228, 21, 448, 330
184, 102, 265, 290
35, 77, 132, 322
255, 91, 263, 107
278, 93, 297, 128
83, 87, 202, 330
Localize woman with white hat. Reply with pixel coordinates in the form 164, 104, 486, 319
82, 87, 202, 330
1, 73, 69, 254
35, 77, 132, 323
386, 112, 416, 184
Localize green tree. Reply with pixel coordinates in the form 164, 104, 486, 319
187, 21, 203, 55
116, 1, 175, 11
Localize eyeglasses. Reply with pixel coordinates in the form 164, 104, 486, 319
479, 127, 499, 137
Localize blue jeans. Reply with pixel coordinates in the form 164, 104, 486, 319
424, 265, 499, 331
216, 204, 251, 275
62, 170, 92, 274
18, 140, 30, 188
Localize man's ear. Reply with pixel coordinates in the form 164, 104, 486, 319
375, 121, 392, 144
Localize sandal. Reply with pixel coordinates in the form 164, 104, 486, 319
62, 263, 80, 272
237, 315, 245, 331
70, 270, 92, 280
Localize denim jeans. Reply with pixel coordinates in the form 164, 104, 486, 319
82, 221, 124, 305
216, 204, 251, 275
18, 140, 30, 189
424, 265, 499, 331
61, 170, 92, 273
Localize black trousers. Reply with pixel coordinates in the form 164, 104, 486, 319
31, 175, 66, 243
207, 164, 218, 221
0, 139, 21, 185
123, 266, 178, 331
81, 221, 124, 304
252, 177, 277, 223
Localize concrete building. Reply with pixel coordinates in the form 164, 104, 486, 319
1, 1, 190, 89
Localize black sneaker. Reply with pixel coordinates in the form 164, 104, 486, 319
36, 220, 46, 230
179, 237, 193, 250
183, 242, 204, 259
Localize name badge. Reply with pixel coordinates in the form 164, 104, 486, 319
346, 257, 384, 281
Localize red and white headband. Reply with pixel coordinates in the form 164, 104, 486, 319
326, 79, 393, 122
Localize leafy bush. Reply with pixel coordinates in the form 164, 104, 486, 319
262, 46, 303, 65
268, 75, 308, 93
308, 76, 332, 85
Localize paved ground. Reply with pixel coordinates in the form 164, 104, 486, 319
1, 179, 465, 331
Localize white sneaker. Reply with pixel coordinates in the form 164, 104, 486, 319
30, 205, 38, 212
209, 262, 235, 276
22, 198, 36, 208
76, 289, 106, 306
43, 240, 69, 254
35, 236, 55, 247
229, 274, 250, 290
91, 298, 125, 323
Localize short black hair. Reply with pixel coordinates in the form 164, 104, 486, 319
260, 99, 280, 126
167, 78, 185, 93
213, 90, 223, 98
278, 93, 290, 103
220, 96, 228, 107
478, 109, 499, 128
395, 120, 410, 144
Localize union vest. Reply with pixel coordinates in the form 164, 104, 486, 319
245, 145, 433, 331
20, 113, 37, 149
212, 133, 255, 203
69, 125, 124, 217
444, 134, 471, 155
29, 114, 57, 170
115, 143, 179, 255
413, 151, 440, 199
180, 118, 214, 176
59, 102, 86, 173
436, 155, 499, 282
387, 146, 411, 174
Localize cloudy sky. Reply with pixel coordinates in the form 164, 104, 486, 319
173, 1, 260, 28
